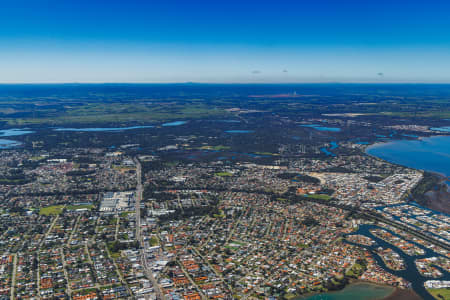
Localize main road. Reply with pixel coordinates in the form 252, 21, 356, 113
134, 157, 165, 300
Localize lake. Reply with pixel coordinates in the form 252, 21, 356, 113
366, 135, 450, 178
301, 124, 341, 132
297, 282, 394, 300
321, 141, 339, 156
215, 119, 241, 123
430, 126, 450, 133
161, 121, 187, 126
0, 128, 35, 137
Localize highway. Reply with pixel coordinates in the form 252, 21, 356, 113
134, 157, 165, 300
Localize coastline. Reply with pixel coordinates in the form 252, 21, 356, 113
365, 136, 450, 214
423, 174, 450, 214
363, 142, 416, 171
294, 281, 422, 300
365, 138, 450, 183
381, 287, 422, 300
293, 280, 397, 300
360, 136, 449, 299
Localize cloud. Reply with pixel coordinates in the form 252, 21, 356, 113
377, 72, 384, 77
251, 70, 262, 74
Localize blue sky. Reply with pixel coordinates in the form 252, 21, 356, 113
1, 0, 450, 83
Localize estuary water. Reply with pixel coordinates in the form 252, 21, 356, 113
346, 224, 449, 300
161, 121, 187, 126
0, 139, 22, 149
366, 135, 450, 179
54, 121, 187, 131
0, 128, 35, 149
298, 282, 394, 300
0, 128, 34, 137
321, 141, 339, 156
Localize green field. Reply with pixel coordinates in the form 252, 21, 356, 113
230, 240, 245, 246
119, 211, 135, 217
255, 151, 279, 156
39, 205, 65, 215
215, 172, 233, 177
200, 145, 231, 151
150, 236, 159, 246
428, 288, 450, 300
1, 102, 229, 126
345, 262, 365, 278
67, 204, 94, 210
306, 194, 332, 201
2, 84, 450, 127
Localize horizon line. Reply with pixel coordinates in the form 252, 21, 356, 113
1, 81, 450, 85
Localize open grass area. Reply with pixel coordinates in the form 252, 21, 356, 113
255, 151, 279, 156
67, 204, 94, 210
150, 236, 159, 246
213, 209, 225, 219
345, 262, 365, 278
119, 211, 135, 217
39, 205, 65, 216
106, 241, 122, 258
428, 288, 450, 300
306, 194, 332, 201
200, 145, 231, 151
215, 172, 233, 177
225, 244, 239, 251
30, 156, 46, 161
230, 240, 245, 246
